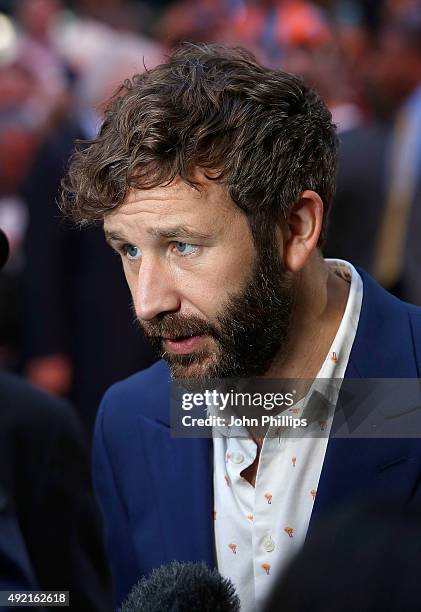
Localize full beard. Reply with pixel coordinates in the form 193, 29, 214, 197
136, 237, 296, 382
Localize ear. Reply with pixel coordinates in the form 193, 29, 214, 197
282, 190, 323, 272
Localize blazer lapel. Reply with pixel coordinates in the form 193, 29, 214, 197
310, 269, 419, 527
134, 364, 214, 573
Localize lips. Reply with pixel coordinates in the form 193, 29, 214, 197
163, 335, 205, 354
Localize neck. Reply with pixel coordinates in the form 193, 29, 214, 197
266, 254, 350, 379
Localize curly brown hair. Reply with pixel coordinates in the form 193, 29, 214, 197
61, 42, 337, 245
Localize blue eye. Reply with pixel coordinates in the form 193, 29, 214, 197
174, 242, 196, 255
124, 245, 141, 260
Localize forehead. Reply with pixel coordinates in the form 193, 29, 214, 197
103, 176, 238, 235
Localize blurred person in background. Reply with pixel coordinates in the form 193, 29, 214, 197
52, 10, 163, 134
0, 30, 38, 369
20, 115, 157, 433
0, 228, 112, 611
0, 2, 161, 433
291, 42, 393, 273
0, 368, 113, 611
19, 12, 161, 434
323, 114, 390, 271
368, 5, 421, 305
280, 36, 394, 274
0, 4, 71, 369
13, 0, 71, 137
219, 0, 333, 67
327, 3, 421, 303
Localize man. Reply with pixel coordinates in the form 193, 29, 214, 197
62, 43, 421, 611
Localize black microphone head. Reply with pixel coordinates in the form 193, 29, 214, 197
119, 561, 240, 612
0, 229, 9, 270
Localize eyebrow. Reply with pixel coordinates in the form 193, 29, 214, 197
104, 230, 128, 245
104, 225, 212, 244
146, 225, 212, 240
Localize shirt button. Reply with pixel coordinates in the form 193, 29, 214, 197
262, 536, 275, 553
231, 452, 244, 465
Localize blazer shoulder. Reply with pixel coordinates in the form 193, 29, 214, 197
99, 360, 170, 425
346, 268, 421, 377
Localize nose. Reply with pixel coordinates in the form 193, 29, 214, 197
134, 255, 181, 321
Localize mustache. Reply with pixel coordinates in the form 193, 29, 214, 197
134, 312, 218, 340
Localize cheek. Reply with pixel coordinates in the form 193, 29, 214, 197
121, 263, 139, 301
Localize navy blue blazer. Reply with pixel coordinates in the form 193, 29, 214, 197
92, 269, 421, 607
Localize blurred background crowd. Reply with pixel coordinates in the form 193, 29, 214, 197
0, 0, 420, 436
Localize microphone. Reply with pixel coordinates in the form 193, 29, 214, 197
0, 229, 9, 270
119, 561, 240, 612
